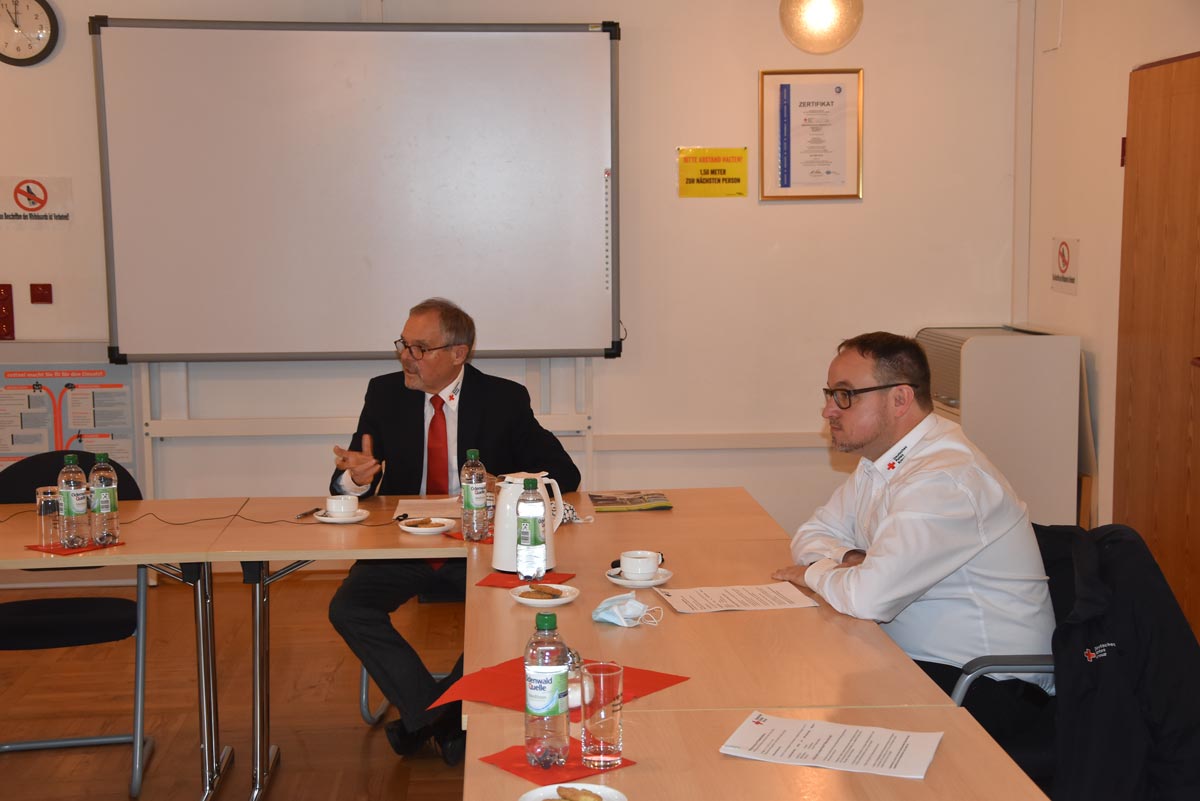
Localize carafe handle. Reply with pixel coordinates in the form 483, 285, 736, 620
544, 478, 564, 532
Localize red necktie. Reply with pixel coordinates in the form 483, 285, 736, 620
427, 394, 448, 495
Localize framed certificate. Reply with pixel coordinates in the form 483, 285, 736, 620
759, 69, 863, 200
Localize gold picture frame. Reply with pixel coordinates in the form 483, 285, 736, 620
759, 69, 863, 200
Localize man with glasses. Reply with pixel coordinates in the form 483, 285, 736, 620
328, 297, 580, 765
773, 332, 1055, 750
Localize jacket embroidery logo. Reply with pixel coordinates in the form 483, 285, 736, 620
1083, 642, 1116, 662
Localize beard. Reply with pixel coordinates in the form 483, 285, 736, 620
830, 418, 887, 455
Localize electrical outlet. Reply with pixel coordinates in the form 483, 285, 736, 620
30, 283, 53, 304
0, 284, 13, 340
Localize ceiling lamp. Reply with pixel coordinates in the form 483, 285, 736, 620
779, 0, 864, 55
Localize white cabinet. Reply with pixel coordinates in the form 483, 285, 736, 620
915, 327, 1080, 525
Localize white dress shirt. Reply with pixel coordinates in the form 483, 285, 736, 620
793, 413, 1055, 691
338, 367, 465, 496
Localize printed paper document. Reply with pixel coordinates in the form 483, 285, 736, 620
720, 710, 942, 779
654, 582, 817, 613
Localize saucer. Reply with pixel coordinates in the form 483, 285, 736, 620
315, 509, 369, 525
605, 566, 673, 588
509, 584, 580, 608
399, 517, 455, 535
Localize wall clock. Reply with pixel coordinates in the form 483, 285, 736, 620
0, 0, 59, 66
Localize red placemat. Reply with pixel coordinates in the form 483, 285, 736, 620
430, 656, 688, 722
25, 541, 127, 556
445, 529, 494, 544
480, 736, 636, 785
476, 571, 576, 589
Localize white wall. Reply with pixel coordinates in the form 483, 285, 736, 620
2, 0, 1024, 532
1025, 0, 1200, 524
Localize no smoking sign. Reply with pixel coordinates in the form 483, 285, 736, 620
1051, 237, 1079, 295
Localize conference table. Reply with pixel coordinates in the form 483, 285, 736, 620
0, 488, 1048, 800
0, 494, 466, 801
460, 489, 1046, 800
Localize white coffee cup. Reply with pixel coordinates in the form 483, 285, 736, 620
620, 550, 663, 580
325, 495, 359, 518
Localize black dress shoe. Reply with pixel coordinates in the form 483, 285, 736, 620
433, 727, 466, 767
384, 720, 431, 757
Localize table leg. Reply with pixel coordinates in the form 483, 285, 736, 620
249, 561, 279, 801
191, 562, 234, 800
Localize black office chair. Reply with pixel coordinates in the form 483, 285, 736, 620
0, 449, 143, 504
0, 450, 154, 797
952, 523, 1200, 801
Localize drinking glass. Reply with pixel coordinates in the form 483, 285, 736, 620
36, 486, 60, 549
581, 661, 623, 769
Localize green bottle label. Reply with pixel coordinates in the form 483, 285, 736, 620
62, 489, 89, 517
518, 516, 544, 547
91, 486, 118, 514
525, 665, 568, 715
463, 481, 486, 511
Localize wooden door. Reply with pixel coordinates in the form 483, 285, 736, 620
1114, 52, 1200, 636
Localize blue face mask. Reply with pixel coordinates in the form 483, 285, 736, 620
591, 591, 663, 628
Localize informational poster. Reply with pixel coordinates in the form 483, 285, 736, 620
677, 147, 748, 197
0, 364, 138, 476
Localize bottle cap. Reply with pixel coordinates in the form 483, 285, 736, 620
96, 453, 109, 462
64, 453, 78, 465
523, 478, 538, 490
467, 448, 480, 460
536, 612, 557, 630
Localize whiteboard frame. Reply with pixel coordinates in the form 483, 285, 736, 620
91, 17, 622, 363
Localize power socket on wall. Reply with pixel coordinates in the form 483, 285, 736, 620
0, 284, 14, 340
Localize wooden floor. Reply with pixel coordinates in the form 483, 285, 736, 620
0, 572, 466, 801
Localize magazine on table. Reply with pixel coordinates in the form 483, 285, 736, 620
587, 491, 673, 512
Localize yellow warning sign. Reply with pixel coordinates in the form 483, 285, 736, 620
677, 147, 748, 198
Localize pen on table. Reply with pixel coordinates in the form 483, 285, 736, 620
295, 507, 322, 519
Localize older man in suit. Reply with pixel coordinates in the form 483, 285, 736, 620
328, 298, 580, 765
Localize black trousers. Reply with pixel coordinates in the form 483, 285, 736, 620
328, 558, 466, 734
916, 659, 1051, 742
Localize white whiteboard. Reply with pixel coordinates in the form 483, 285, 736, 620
93, 20, 620, 361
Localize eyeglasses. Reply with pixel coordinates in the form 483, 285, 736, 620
394, 337, 457, 360
822, 383, 918, 410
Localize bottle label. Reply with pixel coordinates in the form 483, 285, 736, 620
518, 516, 544, 547
525, 665, 568, 716
62, 489, 89, 517
463, 481, 486, 511
92, 486, 117, 514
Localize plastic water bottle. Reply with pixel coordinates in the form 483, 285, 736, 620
516, 478, 546, 580
524, 612, 569, 768
57, 453, 90, 548
89, 453, 120, 546
460, 448, 488, 541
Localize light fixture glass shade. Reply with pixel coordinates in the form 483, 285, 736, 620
779, 0, 864, 55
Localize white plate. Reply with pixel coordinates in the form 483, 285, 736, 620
509, 584, 580, 608
314, 509, 370, 525
399, 517, 455, 535
605, 566, 673, 588
518, 783, 627, 801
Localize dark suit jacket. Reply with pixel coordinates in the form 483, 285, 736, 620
330, 363, 580, 496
